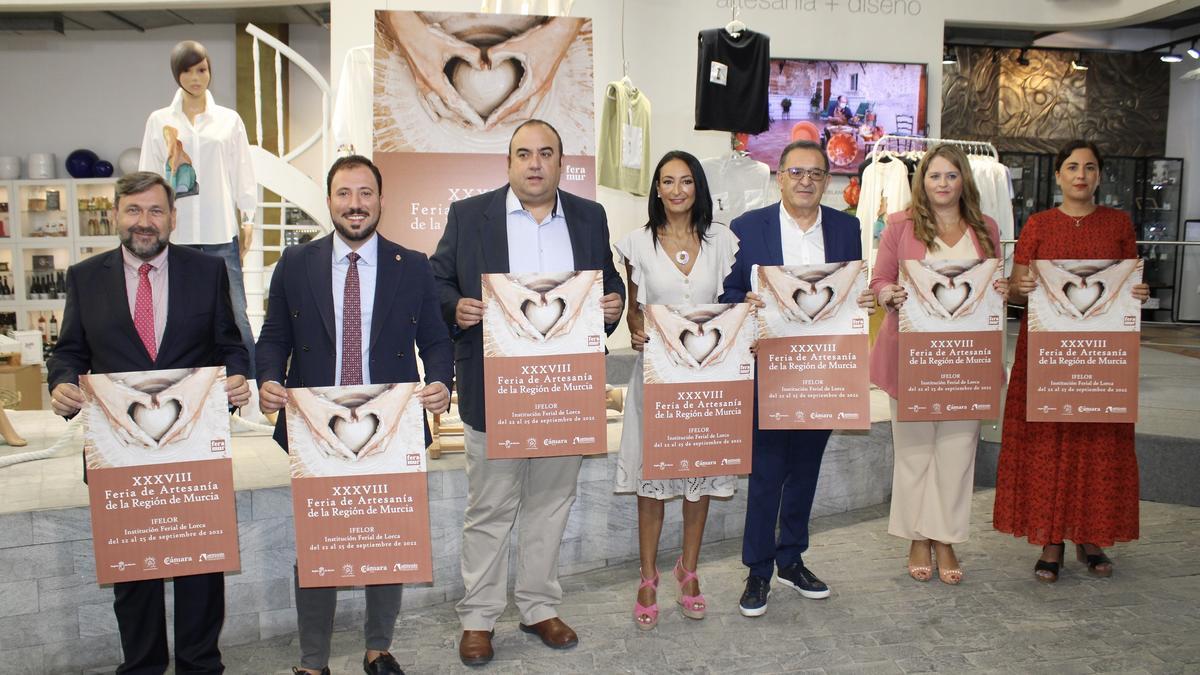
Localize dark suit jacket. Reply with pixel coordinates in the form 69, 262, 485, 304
430, 186, 625, 432
48, 244, 249, 389
720, 203, 863, 303
255, 233, 454, 449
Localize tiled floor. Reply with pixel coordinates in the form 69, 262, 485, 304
209, 489, 1200, 675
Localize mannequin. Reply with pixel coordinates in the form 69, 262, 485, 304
139, 40, 258, 375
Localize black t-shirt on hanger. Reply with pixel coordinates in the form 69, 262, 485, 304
695, 28, 770, 134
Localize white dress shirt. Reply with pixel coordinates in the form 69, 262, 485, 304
505, 189, 574, 273
780, 205, 826, 265
332, 234, 378, 385
139, 90, 257, 245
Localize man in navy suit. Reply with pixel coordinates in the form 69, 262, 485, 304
721, 140, 874, 617
431, 120, 624, 666
257, 155, 453, 675
48, 171, 250, 675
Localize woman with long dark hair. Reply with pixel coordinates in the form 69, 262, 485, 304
994, 140, 1149, 582
613, 150, 740, 629
871, 144, 1007, 585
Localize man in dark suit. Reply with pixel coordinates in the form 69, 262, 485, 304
721, 140, 874, 617
256, 155, 453, 675
431, 119, 624, 666
48, 171, 251, 675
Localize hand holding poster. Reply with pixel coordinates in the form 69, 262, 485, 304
82, 367, 239, 584
1026, 258, 1142, 422
642, 303, 755, 479
288, 383, 433, 587
756, 262, 870, 429
897, 258, 1005, 421
482, 271, 607, 458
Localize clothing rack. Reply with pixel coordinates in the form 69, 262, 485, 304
870, 134, 999, 161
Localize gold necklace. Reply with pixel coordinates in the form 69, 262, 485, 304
1059, 206, 1092, 227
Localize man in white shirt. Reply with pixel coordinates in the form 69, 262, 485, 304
431, 120, 625, 666
256, 156, 453, 675
721, 140, 874, 617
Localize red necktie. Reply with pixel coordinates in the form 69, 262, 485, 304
134, 263, 157, 361
340, 252, 363, 385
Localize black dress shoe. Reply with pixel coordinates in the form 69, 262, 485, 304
364, 652, 404, 675
777, 562, 831, 599
292, 668, 330, 675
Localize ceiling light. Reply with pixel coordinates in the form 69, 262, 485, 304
1071, 53, 1089, 71
942, 47, 957, 65
1161, 52, 1184, 63
1188, 41, 1199, 59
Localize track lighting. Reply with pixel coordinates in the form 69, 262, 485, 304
1188, 41, 1199, 59
1071, 53, 1089, 71
942, 46, 957, 65
1016, 49, 1030, 66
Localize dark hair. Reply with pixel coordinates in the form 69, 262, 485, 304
646, 151, 714, 247
778, 140, 830, 172
116, 171, 175, 210
326, 155, 383, 196
507, 119, 564, 157
1054, 139, 1104, 172
170, 41, 209, 87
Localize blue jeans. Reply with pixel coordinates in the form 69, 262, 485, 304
185, 235, 255, 378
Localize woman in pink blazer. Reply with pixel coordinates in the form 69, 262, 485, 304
869, 144, 1007, 585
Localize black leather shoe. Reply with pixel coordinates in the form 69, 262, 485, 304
777, 562, 831, 599
364, 651, 404, 675
292, 668, 330, 675
738, 575, 770, 617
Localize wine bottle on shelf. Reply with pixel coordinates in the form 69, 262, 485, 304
37, 312, 48, 344
28, 276, 38, 300
57, 271, 66, 295
47, 275, 57, 300
99, 213, 111, 235
49, 312, 59, 344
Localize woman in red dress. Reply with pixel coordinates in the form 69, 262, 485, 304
994, 140, 1150, 582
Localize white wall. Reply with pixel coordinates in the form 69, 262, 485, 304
0, 24, 237, 170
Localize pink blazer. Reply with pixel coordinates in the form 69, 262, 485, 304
869, 211, 1001, 399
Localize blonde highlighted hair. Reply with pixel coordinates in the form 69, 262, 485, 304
906, 144, 994, 258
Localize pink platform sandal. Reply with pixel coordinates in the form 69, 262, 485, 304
673, 557, 706, 620
633, 567, 660, 630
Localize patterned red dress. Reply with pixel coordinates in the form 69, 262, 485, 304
993, 206, 1140, 546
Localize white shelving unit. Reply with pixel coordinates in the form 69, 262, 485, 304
0, 177, 119, 333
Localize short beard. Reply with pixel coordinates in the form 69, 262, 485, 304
120, 232, 169, 260
333, 216, 379, 243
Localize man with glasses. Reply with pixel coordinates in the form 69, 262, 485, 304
720, 140, 873, 616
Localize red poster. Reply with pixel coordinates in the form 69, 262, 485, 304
897, 259, 1005, 421
81, 367, 239, 584
482, 271, 607, 458
373, 11, 596, 255
287, 383, 433, 587
755, 262, 870, 429
1026, 259, 1142, 423
642, 303, 755, 479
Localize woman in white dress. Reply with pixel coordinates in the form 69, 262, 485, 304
614, 151, 740, 629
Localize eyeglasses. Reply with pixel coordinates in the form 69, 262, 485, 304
782, 167, 828, 181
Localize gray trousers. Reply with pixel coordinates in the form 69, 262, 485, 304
293, 565, 401, 670
456, 423, 582, 630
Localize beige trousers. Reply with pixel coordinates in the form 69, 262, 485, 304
887, 400, 980, 544
456, 423, 583, 631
